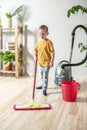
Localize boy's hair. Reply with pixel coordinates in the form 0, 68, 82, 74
39, 25, 48, 32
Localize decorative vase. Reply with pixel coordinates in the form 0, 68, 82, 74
7, 18, 12, 28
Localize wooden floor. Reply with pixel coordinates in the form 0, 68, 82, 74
0, 75, 87, 130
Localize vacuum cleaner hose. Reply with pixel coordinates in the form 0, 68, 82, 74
62, 51, 87, 69
62, 25, 87, 69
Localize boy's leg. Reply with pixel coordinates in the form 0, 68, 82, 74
36, 66, 43, 89
42, 67, 49, 95
36, 66, 50, 96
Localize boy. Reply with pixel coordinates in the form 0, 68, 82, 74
34, 25, 54, 96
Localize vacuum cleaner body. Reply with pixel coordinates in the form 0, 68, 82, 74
54, 60, 72, 85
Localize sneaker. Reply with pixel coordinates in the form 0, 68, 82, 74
43, 90, 47, 96
36, 86, 42, 89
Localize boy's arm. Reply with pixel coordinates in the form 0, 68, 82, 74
34, 51, 38, 59
49, 51, 55, 67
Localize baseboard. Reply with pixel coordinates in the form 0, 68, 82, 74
73, 76, 87, 82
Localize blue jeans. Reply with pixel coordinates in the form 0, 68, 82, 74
40, 66, 50, 91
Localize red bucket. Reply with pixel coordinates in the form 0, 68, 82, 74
61, 81, 79, 102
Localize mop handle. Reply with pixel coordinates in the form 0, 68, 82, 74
32, 58, 37, 100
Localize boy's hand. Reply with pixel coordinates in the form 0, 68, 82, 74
49, 51, 54, 67
34, 51, 38, 60
49, 61, 53, 67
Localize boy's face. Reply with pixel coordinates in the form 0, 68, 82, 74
38, 29, 48, 40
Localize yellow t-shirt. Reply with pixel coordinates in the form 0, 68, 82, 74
34, 39, 54, 66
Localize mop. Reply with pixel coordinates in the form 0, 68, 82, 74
13, 59, 52, 110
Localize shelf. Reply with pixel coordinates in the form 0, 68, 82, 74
0, 23, 23, 78
0, 69, 15, 73
0, 49, 15, 53
0, 27, 15, 30
0, 25, 22, 30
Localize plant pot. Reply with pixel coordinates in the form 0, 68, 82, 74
4, 62, 13, 71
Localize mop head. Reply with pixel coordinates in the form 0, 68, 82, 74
13, 100, 52, 110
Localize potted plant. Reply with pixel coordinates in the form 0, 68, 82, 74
0, 51, 4, 61
67, 5, 87, 18
78, 43, 87, 67
0, 51, 15, 70
67, 5, 87, 66
5, 4, 24, 27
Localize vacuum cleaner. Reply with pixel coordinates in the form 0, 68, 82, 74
54, 25, 87, 86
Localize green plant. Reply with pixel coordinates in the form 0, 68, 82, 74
67, 5, 87, 18
3, 51, 15, 63
0, 52, 4, 61
0, 51, 15, 65
78, 43, 87, 52
78, 43, 87, 67
5, 5, 24, 18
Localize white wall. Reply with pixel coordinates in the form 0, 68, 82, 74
0, 0, 87, 78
